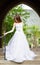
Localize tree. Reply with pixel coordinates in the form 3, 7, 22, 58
30, 25, 39, 48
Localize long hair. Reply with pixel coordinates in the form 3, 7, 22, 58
14, 14, 22, 23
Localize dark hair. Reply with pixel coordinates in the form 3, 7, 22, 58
14, 14, 22, 23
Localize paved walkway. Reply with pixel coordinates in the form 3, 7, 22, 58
0, 47, 40, 65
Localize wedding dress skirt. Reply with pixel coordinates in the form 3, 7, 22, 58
5, 22, 37, 62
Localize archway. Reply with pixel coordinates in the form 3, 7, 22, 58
0, 0, 40, 48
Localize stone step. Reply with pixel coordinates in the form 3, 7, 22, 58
0, 57, 40, 65
0, 53, 40, 60
0, 54, 40, 64
0, 59, 40, 65
0, 48, 40, 65
0, 56, 40, 64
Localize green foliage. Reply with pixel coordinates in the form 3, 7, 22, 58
23, 24, 40, 47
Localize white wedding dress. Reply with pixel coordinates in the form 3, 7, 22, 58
5, 22, 37, 62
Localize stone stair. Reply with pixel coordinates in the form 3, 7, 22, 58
0, 48, 40, 65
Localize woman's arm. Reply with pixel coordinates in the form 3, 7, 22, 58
3, 23, 16, 36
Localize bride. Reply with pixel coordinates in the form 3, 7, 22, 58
3, 14, 37, 63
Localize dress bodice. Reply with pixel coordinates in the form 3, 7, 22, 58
15, 22, 23, 31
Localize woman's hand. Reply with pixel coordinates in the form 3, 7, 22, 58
3, 32, 8, 36
0, 32, 7, 38
2, 23, 16, 36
